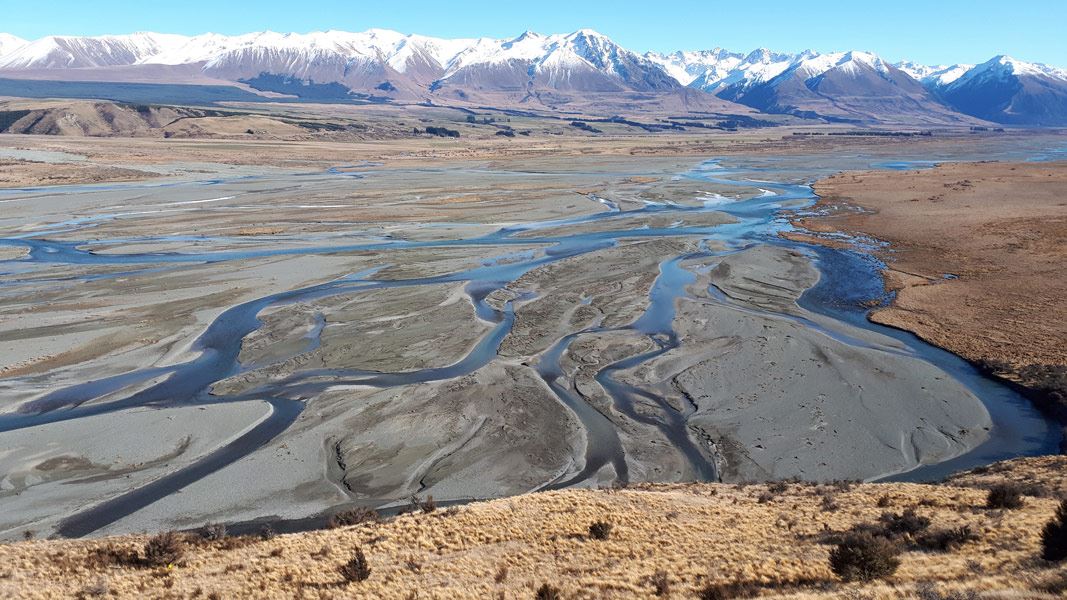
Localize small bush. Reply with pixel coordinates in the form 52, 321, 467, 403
876, 495, 892, 508
649, 570, 670, 596
767, 481, 789, 494
588, 521, 613, 540
337, 547, 371, 584
409, 494, 436, 514
879, 509, 930, 537
142, 531, 184, 568
698, 581, 760, 600
199, 523, 227, 541
535, 583, 561, 600
915, 526, 979, 552
1041, 499, 1067, 562
328, 507, 380, 528
829, 532, 901, 582
259, 524, 277, 540
986, 484, 1024, 509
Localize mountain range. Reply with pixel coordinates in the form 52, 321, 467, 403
0, 29, 1065, 126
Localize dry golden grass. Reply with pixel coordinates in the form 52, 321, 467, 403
1, 457, 1065, 599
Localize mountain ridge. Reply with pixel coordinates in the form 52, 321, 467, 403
0, 29, 1064, 125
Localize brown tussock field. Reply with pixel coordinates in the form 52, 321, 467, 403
1, 457, 1065, 599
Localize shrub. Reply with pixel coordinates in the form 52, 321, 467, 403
142, 532, 184, 568
649, 570, 670, 596
259, 524, 277, 540
424, 126, 460, 138
879, 509, 931, 537
588, 521, 613, 540
199, 523, 227, 541
337, 548, 371, 583
409, 494, 436, 513
915, 526, 979, 552
829, 532, 901, 582
328, 507, 380, 528
535, 583, 561, 600
986, 484, 1024, 509
1041, 499, 1067, 562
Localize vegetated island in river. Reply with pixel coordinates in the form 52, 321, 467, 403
787, 161, 1067, 446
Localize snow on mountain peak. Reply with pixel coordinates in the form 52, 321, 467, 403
0, 28, 1064, 101
0, 33, 27, 56
949, 54, 1067, 87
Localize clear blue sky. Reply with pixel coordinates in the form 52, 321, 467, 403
3, 0, 1065, 66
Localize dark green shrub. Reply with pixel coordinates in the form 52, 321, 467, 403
649, 570, 670, 596
199, 523, 227, 541
829, 532, 901, 582
1041, 499, 1067, 562
535, 583, 561, 599
328, 507, 380, 528
915, 526, 979, 552
588, 521, 613, 540
879, 509, 931, 537
986, 484, 1024, 509
337, 547, 371, 583
142, 531, 184, 567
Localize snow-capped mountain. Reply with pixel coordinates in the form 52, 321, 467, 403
0, 29, 691, 105
703, 50, 975, 124
433, 29, 680, 94
894, 61, 973, 87
936, 55, 1067, 125
0, 28, 1064, 125
0, 33, 26, 57
646, 48, 812, 95
0, 33, 190, 69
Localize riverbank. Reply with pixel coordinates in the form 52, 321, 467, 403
789, 161, 1067, 442
1, 455, 1064, 599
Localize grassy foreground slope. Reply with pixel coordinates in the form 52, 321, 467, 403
1, 457, 1065, 599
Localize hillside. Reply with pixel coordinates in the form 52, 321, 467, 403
0, 456, 1064, 599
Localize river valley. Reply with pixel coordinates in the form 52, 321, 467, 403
0, 137, 1062, 539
